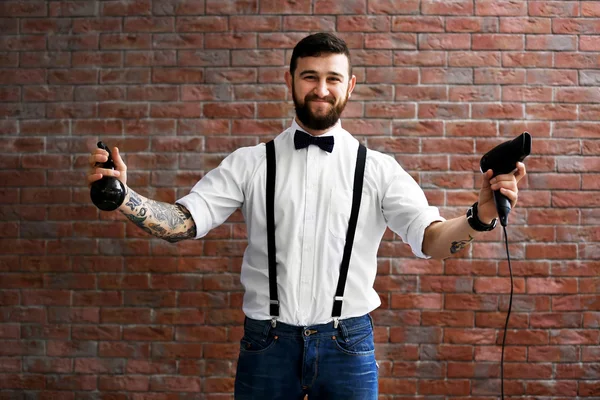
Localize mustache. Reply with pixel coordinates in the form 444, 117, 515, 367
305, 94, 335, 104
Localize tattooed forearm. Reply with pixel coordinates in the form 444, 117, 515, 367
450, 234, 474, 254
121, 190, 197, 243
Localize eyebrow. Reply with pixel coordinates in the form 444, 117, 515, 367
299, 70, 344, 78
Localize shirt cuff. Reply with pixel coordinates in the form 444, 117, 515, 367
408, 206, 445, 259
175, 192, 210, 240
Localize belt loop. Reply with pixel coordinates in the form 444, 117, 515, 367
262, 320, 272, 340
338, 318, 349, 341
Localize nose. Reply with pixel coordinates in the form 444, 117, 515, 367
313, 78, 329, 98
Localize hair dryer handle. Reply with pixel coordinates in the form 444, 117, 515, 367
494, 190, 511, 227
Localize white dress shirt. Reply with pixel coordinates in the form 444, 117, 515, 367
177, 120, 444, 326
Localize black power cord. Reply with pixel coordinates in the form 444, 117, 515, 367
500, 225, 513, 400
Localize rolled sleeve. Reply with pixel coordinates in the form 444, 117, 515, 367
176, 146, 263, 239
176, 192, 215, 239
380, 158, 444, 259
405, 206, 445, 259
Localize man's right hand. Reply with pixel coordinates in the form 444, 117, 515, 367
87, 146, 128, 188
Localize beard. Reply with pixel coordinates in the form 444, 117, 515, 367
292, 85, 349, 131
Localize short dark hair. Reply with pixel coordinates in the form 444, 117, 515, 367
289, 32, 351, 76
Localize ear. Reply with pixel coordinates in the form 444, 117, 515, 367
347, 74, 357, 98
285, 70, 293, 92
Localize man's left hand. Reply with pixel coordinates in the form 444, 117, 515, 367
477, 162, 527, 223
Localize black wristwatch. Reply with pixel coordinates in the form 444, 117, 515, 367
466, 202, 497, 232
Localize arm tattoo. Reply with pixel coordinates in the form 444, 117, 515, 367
121, 190, 197, 243
450, 234, 474, 254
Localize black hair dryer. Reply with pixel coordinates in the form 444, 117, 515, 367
90, 141, 126, 211
479, 132, 531, 227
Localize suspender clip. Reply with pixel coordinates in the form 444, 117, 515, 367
271, 318, 277, 328
333, 317, 339, 329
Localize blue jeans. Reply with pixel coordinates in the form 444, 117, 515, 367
234, 314, 378, 400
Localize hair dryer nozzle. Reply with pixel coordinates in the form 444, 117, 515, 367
480, 132, 531, 226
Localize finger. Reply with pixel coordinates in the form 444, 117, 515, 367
514, 162, 527, 182
112, 147, 127, 172
95, 167, 120, 178
481, 169, 494, 189
87, 173, 104, 185
490, 179, 518, 192
499, 187, 518, 206
89, 153, 108, 167
491, 173, 518, 184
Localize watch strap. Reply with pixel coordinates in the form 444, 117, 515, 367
466, 202, 497, 232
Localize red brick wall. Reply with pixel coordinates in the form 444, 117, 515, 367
1, 0, 599, 398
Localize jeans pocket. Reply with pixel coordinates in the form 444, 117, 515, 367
240, 328, 277, 354
333, 328, 375, 356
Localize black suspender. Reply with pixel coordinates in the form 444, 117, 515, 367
266, 140, 279, 326
332, 143, 367, 327
265, 140, 367, 328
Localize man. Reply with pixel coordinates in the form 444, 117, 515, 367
87, 33, 526, 399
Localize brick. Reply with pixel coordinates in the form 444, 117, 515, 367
503, 51, 553, 67
152, 342, 202, 358
149, 375, 202, 392
98, 375, 149, 391
126, 359, 177, 374
475, 345, 527, 362
419, 103, 469, 119
529, 345, 579, 362
203, 103, 254, 119
446, 16, 499, 32
502, 86, 552, 102
71, 325, 121, 340
527, 34, 577, 51
530, 1, 579, 17
74, 358, 124, 374
125, 50, 176, 66
205, 0, 257, 14
0, 35, 47, 51
153, 0, 206, 15
283, 16, 336, 32
175, 326, 227, 342
154, 308, 204, 325
351, 49, 393, 66
582, 104, 600, 120
550, 329, 599, 345
474, 277, 525, 294
99, 342, 150, 358
473, 33, 524, 50
554, 18, 600, 34
450, 86, 500, 102
422, 68, 472, 84
101, 308, 152, 324
150, 103, 205, 118
178, 292, 228, 308
390, 294, 442, 309
449, 51, 501, 67
421, 0, 473, 15
527, 69, 577, 85
100, 33, 152, 49
500, 17, 552, 33
526, 104, 577, 120
420, 33, 471, 50
394, 86, 446, 101
47, 341, 97, 357
123, 326, 174, 341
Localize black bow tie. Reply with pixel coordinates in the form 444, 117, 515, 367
294, 130, 335, 153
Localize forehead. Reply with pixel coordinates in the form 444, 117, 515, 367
294, 53, 350, 78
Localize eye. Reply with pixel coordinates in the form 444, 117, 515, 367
304, 75, 317, 81
328, 77, 341, 82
